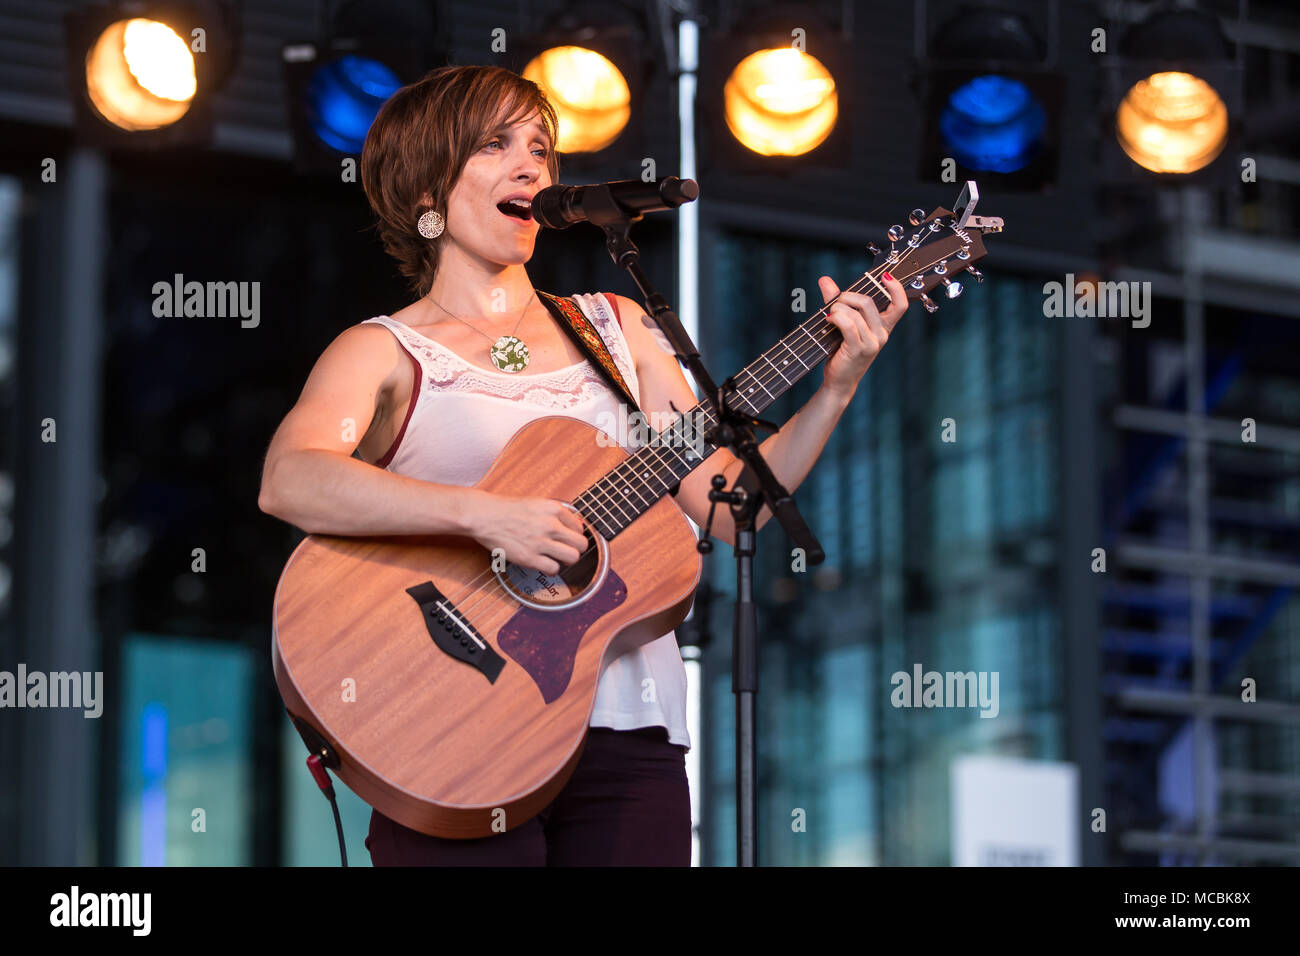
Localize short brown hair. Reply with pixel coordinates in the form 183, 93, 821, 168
360, 65, 560, 297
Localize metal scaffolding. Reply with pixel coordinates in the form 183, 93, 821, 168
1107, 186, 1300, 865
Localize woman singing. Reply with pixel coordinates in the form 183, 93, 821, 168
258, 64, 908, 866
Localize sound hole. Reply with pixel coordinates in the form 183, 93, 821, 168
496, 526, 603, 609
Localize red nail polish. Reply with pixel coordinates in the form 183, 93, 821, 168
883, 271, 894, 281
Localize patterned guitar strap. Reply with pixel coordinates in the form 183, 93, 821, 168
535, 290, 643, 417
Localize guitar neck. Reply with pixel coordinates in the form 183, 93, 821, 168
571, 196, 999, 541
573, 276, 887, 540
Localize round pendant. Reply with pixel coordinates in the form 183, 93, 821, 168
490, 335, 530, 373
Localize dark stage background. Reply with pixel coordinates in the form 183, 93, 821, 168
1, 0, 1298, 866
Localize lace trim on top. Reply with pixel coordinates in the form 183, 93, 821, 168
364, 294, 636, 411
374, 318, 617, 410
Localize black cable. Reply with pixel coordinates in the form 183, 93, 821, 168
307, 753, 348, 867
329, 788, 348, 867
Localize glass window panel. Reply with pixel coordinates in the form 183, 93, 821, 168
117, 633, 252, 865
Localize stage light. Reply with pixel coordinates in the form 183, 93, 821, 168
1115, 71, 1228, 174
522, 46, 630, 153
699, 8, 854, 175
939, 74, 1045, 173
85, 18, 196, 131
63, 2, 238, 147
305, 54, 403, 154
723, 47, 837, 157
917, 4, 1062, 188
1101, 6, 1240, 184
503, 4, 651, 173
282, 0, 445, 172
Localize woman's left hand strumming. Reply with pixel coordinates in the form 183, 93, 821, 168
817, 273, 909, 402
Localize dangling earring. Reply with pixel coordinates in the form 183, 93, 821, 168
417, 210, 444, 239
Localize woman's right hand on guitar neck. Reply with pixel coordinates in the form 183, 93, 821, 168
464, 492, 590, 576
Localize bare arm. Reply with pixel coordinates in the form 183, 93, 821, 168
679, 387, 855, 545
260, 448, 489, 536
257, 323, 486, 536
258, 323, 588, 573
617, 275, 908, 547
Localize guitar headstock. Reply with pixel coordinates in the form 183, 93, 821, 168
864, 181, 1004, 313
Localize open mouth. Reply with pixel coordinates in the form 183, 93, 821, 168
497, 198, 533, 222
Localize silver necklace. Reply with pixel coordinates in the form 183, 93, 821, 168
426, 289, 535, 373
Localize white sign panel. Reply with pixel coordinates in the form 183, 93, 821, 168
951, 755, 1079, 866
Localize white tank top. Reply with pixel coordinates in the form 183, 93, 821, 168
361, 292, 690, 750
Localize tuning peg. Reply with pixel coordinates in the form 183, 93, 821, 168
920, 293, 938, 313
866, 241, 882, 256
966, 266, 983, 283
941, 277, 963, 299
886, 224, 904, 242
908, 208, 926, 226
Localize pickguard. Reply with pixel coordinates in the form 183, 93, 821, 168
496, 568, 628, 704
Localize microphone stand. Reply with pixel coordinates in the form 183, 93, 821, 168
584, 189, 824, 867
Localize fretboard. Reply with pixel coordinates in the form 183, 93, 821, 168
573, 273, 891, 540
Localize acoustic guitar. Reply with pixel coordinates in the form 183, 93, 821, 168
272, 198, 1002, 838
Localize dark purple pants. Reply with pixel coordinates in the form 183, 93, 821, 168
365, 726, 691, 866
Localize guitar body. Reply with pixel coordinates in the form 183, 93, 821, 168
272, 416, 702, 839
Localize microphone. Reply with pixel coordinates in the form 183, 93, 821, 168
532, 177, 699, 230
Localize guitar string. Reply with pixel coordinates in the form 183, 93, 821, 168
445, 238, 960, 630
438, 233, 964, 627
443, 268, 892, 625
552, 230, 956, 552
568, 265, 902, 531
579, 224, 970, 532
443, 237, 962, 629
538, 268, 897, 547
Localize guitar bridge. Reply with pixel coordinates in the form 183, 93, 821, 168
406, 581, 506, 683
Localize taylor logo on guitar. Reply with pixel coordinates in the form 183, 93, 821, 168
271, 193, 1003, 839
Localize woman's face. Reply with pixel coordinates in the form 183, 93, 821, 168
441, 107, 553, 269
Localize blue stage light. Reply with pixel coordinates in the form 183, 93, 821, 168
939, 75, 1045, 173
306, 55, 402, 153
